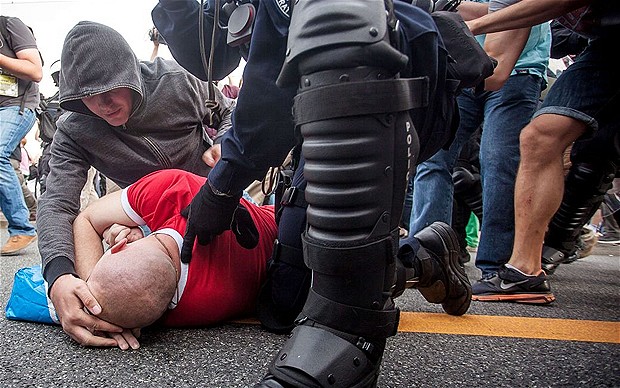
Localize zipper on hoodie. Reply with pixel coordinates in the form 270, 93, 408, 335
142, 136, 172, 169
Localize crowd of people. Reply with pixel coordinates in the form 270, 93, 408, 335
1, 0, 618, 386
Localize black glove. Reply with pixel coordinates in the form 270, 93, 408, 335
230, 204, 260, 250
180, 183, 259, 263
181, 182, 241, 263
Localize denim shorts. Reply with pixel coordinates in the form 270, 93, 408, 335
535, 37, 620, 163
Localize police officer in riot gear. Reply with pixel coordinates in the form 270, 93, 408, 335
153, 0, 477, 385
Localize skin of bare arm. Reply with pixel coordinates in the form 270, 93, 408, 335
457, 2, 532, 91
73, 191, 137, 279
466, 0, 591, 35
457, 1, 491, 21
482, 27, 531, 91
0, 48, 42, 82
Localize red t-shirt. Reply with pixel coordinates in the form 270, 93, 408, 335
122, 169, 277, 327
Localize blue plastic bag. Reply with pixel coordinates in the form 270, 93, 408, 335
5, 265, 59, 325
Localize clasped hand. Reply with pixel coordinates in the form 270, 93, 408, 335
50, 274, 141, 350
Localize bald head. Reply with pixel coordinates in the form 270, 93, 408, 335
87, 238, 177, 328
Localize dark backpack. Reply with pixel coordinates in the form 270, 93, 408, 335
36, 91, 62, 143
35, 91, 62, 195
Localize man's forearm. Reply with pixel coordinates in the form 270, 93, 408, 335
38, 135, 92, 286
73, 215, 105, 279
72, 190, 136, 278
38, 186, 81, 287
457, 1, 489, 21
467, 0, 591, 35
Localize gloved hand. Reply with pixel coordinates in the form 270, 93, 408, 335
180, 183, 258, 263
230, 204, 260, 250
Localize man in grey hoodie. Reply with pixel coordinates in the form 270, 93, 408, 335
38, 21, 234, 347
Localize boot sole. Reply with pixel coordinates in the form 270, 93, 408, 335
473, 293, 555, 304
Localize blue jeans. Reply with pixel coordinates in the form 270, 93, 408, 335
409, 74, 543, 276
0, 106, 37, 236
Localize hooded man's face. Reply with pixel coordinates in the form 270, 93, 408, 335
82, 87, 133, 126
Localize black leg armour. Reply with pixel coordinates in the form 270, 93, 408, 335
256, 0, 427, 386
542, 159, 617, 274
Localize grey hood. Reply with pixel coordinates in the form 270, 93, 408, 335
59, 21, 142, 116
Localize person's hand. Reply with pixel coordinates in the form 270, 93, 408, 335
103, 224, 144, 245
230, 204, 260, 250
180, 182, 242, 263
202, 144, 221, 167
50, 274, 123, 347
101, 328, 141, 350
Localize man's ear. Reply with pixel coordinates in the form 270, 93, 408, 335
110, 238, 128, 254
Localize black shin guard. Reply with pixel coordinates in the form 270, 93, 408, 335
544, 161, 616, 261
260, 1, 428, 386
542, 160, 616, 273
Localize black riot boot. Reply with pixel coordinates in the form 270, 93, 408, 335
397, 222, 472, 316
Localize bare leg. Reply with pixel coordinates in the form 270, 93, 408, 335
509, 114, 587, 274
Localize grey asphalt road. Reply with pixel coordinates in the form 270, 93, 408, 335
1, 226, 618, 388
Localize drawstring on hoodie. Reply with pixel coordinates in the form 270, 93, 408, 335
199, 0, 223, 129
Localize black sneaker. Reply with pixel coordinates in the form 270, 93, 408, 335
472, 264, 555, 304
413, 222, 472, 316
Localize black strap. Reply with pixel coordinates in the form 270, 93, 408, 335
542, 245, 566, 265
302, 289, 400, 339
280, 186, 307, 209
303, 234, 396, 276
19, 82, 32, 114
293, 77, 429, 125
271, 239, 305, 269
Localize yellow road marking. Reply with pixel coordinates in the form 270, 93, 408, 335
232, 312, 620, 344
398, 312, 620, 344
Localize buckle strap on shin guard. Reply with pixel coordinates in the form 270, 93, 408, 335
294, 77, 429, 126
542, 245, 566, 266
303, 235, 396, 276
271, 239, 304, 269
302, 289, 400, 339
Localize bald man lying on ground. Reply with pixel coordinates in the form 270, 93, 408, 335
68, 169, 277, 349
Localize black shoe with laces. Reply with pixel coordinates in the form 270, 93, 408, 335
412, 222, 472, 316
472, 264, 555, 304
